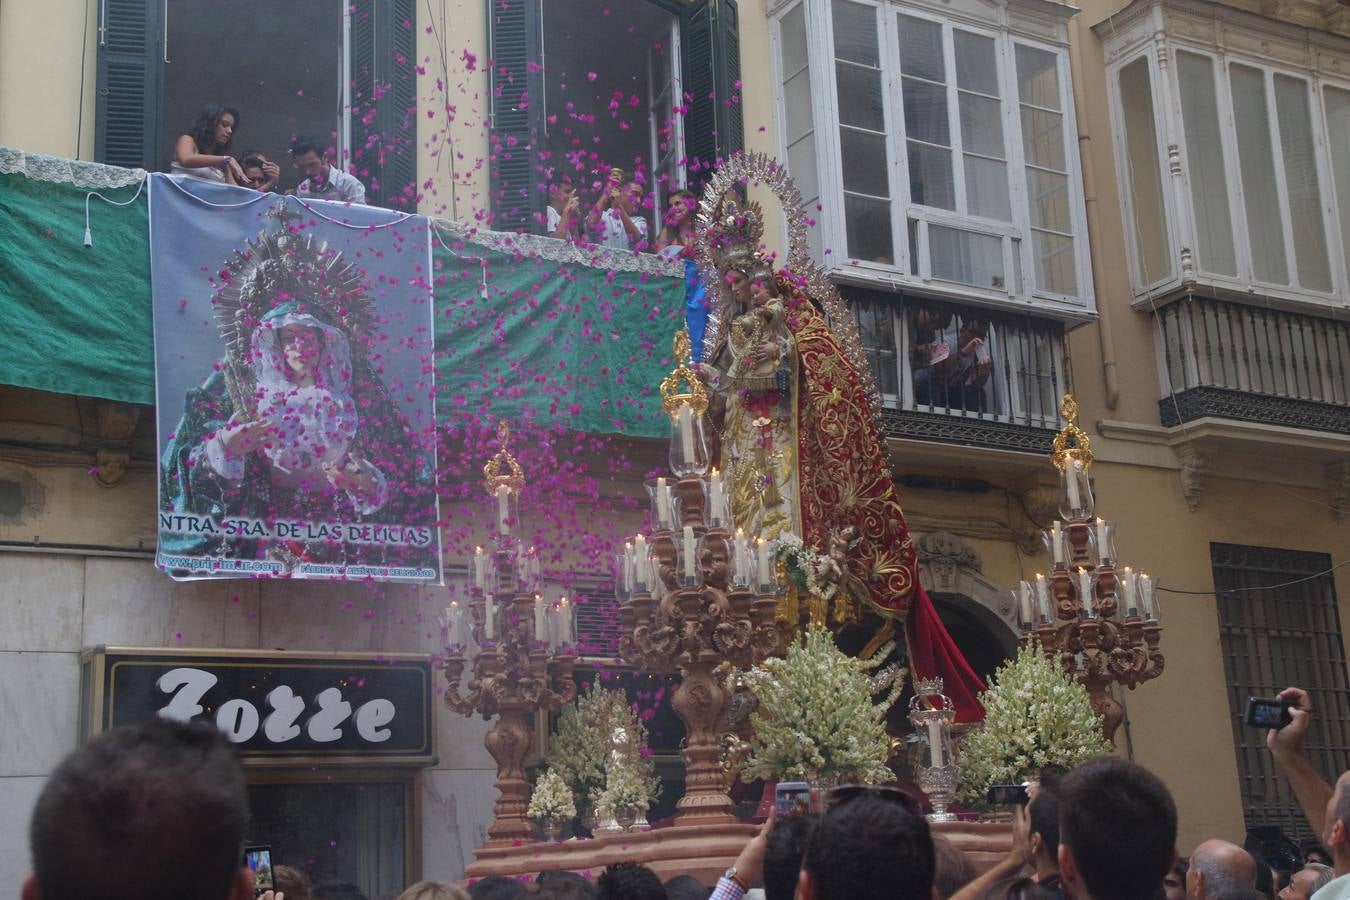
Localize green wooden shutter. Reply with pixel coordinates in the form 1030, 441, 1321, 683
681, 0, 743, 188
351, 0, 418, 208
95, 0, 163, 169
486, 0, 544, 232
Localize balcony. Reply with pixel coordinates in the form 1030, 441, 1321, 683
1155, 295, 1350, 436
847, 288, 1066, 455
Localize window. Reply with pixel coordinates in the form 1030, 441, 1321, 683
487, 0, 743, 233
772, 0, 1089, 311
96, 0, 416, 207
1105, 4, 1350, 309
1212, 543, 1350, 839
846, 287, 1065, 431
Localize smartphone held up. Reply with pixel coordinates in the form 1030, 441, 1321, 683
1244, 697, 1295, 730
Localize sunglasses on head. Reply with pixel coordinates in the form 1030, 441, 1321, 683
825, 784, 924, 816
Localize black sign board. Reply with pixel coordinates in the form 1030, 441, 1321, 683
81, 647, 436, 766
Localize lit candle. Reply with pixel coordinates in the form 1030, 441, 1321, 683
473, 546, 487, 592
678, 402, 696, 466
496, 484, 511, 534
1095, 518, 1109, 560
623, 542, 635, 592
1139, 572, 1156, 621
927, 717, 945, 767
1066, 460, 1082, 512
530, 546, 541, 584
448, 602, 465, 646
1018, 581, 1033, 628
534, 594, 547, 642
1051, 521, 1064, 566
1112, 569, 1134, 620
558, 597, 571, 645
659, 478, 673, 527
757, 537, 771, 586
734, 528, 749, 583
709, 468, 723, 524
1034, 572, 1050, 621
683, 526, 697, 579
484, 594, 495, 639
1077, 567, 1096, 618
634, 534, 648, 592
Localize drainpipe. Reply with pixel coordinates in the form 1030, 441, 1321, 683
1069, 16, 1121, 411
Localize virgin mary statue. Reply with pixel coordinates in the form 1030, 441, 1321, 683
695, 157, 985, 722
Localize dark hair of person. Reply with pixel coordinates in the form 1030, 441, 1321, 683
766, 813, 820, 900
597, 863, 668, 900
934, 834, 976, 899
979, 877, 1057, 900
240, 151, 267, 170
537, 871, 598, 900
1252, 857, 1275, 900
1059, 758, 1178, 900
663, 874, 709, 900
189, 103, 241, 153
469, 876, 531, 900
803, 793, 935, 900
314, 883, 372, 900
275, 864, 314, 900
291, 135, 325, 159
1029, 776, 1062, 863
1210, 890, 1269, 900
28, 717, 250, 900
1301, 839, 1331, 864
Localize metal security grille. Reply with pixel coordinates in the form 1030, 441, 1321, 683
1213, 543, 1350, 840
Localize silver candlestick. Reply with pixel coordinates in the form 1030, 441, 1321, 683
910, 678, 959, 823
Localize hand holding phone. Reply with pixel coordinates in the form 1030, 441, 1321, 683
244, 845, 274, 899
1245, 697, 1295, 730
986, 784, 1030, 806
775, 781, 812, 816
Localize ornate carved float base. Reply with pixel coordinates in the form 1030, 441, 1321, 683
464, 821, 1013, 883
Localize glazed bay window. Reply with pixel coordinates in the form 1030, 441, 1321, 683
1103, 0, 1350, 309
772, 0, 1092, 314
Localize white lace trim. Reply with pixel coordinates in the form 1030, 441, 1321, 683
433, 220, 684, 278
0, 147, 147, 189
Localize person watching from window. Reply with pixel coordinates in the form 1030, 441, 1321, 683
172, 103, 247, 185
239, 152, 281, 193
656, 188, 698, 261
938, 317, 993, 413
546, 175, 582, 241
290, 136, 367, 205
588, 167, 648, 251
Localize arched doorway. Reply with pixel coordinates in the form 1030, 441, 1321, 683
915, 531, 1020, 686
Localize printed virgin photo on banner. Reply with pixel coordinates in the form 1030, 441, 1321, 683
150, 174, 441, 582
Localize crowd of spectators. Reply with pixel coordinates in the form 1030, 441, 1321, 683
21, 687, 1345, 900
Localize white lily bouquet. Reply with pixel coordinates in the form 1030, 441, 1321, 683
545, 684, 660, 817
597, 759, 649, 813
774, 533, 842, 600
739, 625, 900, 783
957, 640, 1111, 804
528, 769, 577, 820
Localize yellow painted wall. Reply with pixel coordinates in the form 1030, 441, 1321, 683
0, 0, 97, 158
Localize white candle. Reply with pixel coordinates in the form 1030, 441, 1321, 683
534, 594, 547, 641
1035, 572, 1050, 621
683, 526, 697, 579
484, 594, 495, 639
927, 718, 945, 767
757, 538, 771, 586
1120, 567, 1136, 617
558, 597, 571, 645
1139, 573, 1156, 620
1018, 581, 1033, 627
678, 402, 696, 465
530, 546, 541, 584
1051, 521, 1063, 566
634, 535, 648, 591
623, 542, 635, 592
496, 484, 511, 534
1077, 567, 1095, 617
448, 602, 465, 645
473, 546, 486, 592
655, 477, 669, 527
734, 528, 749, 583
710, 469, 723, 524
1066, 460, 1082, 512
1096, 518, 1108, 559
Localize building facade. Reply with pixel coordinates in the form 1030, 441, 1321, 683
0, 0, 1348, 888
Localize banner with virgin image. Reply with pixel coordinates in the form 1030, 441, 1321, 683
150, 174, 441, 582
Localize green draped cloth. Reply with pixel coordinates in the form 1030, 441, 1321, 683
0, 150, 684, 438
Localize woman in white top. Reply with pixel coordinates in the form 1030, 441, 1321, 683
655, 188, 698, 261
171, 103, 247, 185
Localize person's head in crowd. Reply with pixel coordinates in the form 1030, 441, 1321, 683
800, 789, 934, 900
615, 179, 644, 216
549, 176, 577, 212
239, 152, 278, 192
1165, 860, 1191, 900
469, 877, 530, 900
24, 717, 252, 900
663, 875, 708, 900
978, 877, 1057, 900
1028, 776, 1063, 879
1187, 841, 1259, 900
1278, 864, 1334, 900
933, 833, 976, 899
290, 136, 332, 187
662, 189, 697, 232
275, 864, 314, 900
189, 102, 241, 154
1300, 841, 1331, 867
397, 882, 470, 900
537, 871, 597, 900
1318, 771, 1350, 872
1059, 758, 1178, 900
765, 814, 819, 900
314, 883, 372, 900
597, 863, 667, 900
1253, 860, 1276, 900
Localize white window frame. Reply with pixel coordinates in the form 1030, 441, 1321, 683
769, 0, 1092, 317
1100, 0, 1350, 315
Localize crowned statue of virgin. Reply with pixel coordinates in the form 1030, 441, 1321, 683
693, 156, 986, 723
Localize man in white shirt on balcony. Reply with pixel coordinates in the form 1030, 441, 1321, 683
290, 136, 367, 205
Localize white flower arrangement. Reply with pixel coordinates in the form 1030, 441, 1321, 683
957, 640, 1112, 804
544, 685, 660, 814
597, 759, 649, 812
739, 625, 900, 783
528, 769, 577, 820
774, 533, 841, 600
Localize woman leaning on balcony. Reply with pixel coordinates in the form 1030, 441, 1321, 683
171, 102, 247, 186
